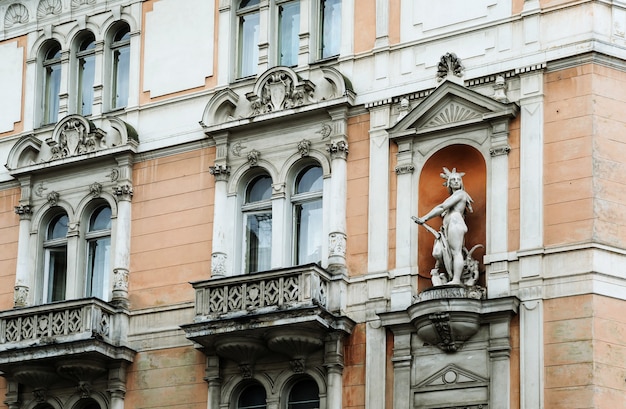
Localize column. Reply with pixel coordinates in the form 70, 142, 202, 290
107, 363, 128, 409
391, 328, 412, 409
367, 105, 390, 273
13, 192, 32, 307
210, 132, 231, 277
205, 355, 221, 409
366, 319, 386, 409
58, 49, 70, 119
486, 118, 512, 298
519, 286, 544, 409
111, 155, 134, 308
326, 108, 349, 275
394, 137, 416, 271
488, 313, 515, 409
324, 333, 345, 409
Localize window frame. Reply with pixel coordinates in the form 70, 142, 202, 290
84, 205, 112, 300
319, 0, 341, 59
236, 381, 267, 409
285, 377, 320, 409
236, 0, 261, 78
241, 174, 273, 274
42, 212, 69, 303
108, 22, 131, 111
41, 40, 62, 126
291, 164, 323, 266
74, 31, 97, 116
276, 0, 301, 67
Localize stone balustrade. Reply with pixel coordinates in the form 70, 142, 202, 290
0, 298, 116, 348
192, 264, 330, 319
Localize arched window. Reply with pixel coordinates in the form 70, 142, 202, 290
292, 165, 323, 265
76, 32, 96, 116
43, 213, 69, 302
243, 174, 272, 273
278, 0, 300, 67
85, 206, 111, 299
237, 0, 260, 77
287, 378, 319, 409
42, 41, 62, 125
238, 382, 267, 409
73, 398, 102, 409
110, 22, 130, 109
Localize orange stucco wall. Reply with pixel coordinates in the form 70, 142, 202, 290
343, 323, 366, 409
354, 0, 376, 54
129, 147, 215, 309
544, 294, 626, 408
0, 187, 19, 310
346, 114, 370, 276
510, 314, 520, 409
388, 141, 398, 272
126, 346, 208, 409
544, 63, 626, 248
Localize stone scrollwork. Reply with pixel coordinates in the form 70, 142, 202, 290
37, 0, 63, 19
47, 117, 105, 161
211, 253, 227, 277
4, 3, 29, 28
247, 149, 260, 167
394, 163, 415, 175
14, 203, 32, 218
113, 268, 129, 292
14, 282, 29, 307
326, 140, 349, 160
89, 182, 103, 197
328, 232, 347, 258
47, 191, 60, 206
436, 52, 464, 82
317, 123, 332, 139
247, 68, 315, 116
113, 184, 133, 201
297, 139, 311, 157
489, 145, 511, 157
209, 164, 231, 181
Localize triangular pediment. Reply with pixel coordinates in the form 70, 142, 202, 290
389, 81, 518, 139
416, 363, 488, 391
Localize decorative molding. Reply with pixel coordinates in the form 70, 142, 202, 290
46, 191, 60, 206
113, 268, 129, 292
290, 358, 306, 373
436, 52, 464, 82
489, 145, 511, 157
423, 102, 481, 128
326, 141, 349, 160
35, 182, 47, 197
209, 164, 231, 181
89, 182, 102, 197
247, 149, 260, 167
14, 282, 29, 307
247, 68, 314, 116
37, 0, 63, 19
492, 75, 508, 102
107, 169, 120, 182
71, 0, 96, 10
211, 253, 227, 277
297, 139, 311, 157
46, 117, 106, 161
329, 232, 347, 258
4, 4, 29, 28
113, 184, 133, 201
394, 164, 415, 175
231, 142, 246, 157
317, 123, 332, 139
14, 203, 32, 218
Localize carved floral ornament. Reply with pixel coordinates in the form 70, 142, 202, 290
6, 115, 139, 174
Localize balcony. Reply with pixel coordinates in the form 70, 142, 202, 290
182, 264, 354, 369
0, 298, 134, 389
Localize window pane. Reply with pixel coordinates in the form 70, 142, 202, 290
79, 54, 95, 116
112, 45, 130, 109
296, 200, 322, 264
246, 175, 272, 203
321, 0, 341, 58
246, 213, 272, 273
87, 237, 110, 298
239, 12, 260, 77
296, 166, 322, 193
238, 383, 266, 409
279, 1, 300, 67
44, 62, 61, 124
288, 379, 320, 409
47, 247, 67, 302
48, 214, 69, 239
90, 206, 112, 231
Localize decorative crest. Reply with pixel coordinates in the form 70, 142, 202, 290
436, 52, 464, 82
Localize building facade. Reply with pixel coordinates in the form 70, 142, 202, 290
0, 0, 625, 408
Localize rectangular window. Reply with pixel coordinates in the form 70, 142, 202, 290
279, 1, 300, 67
295, 200, 322, 264
239, 12, 260, 77
112, 46, 130, 109
321, 0, 341, 59
78, 54, 95, 116
45, 247, 67, 302
44, 64, 61, 124
245, 213, 272, 273
86, 237, 110, 299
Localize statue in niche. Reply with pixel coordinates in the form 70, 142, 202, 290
412, 168, 483, 287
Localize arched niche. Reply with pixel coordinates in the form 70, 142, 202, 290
417, 145, 486, 290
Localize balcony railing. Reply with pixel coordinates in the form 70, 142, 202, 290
192, 264, 330, 319
0, 298, 116, 349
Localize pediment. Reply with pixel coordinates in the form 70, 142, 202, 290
200, 66, 355, 132
389, 81, 518, 139
416, 364, 488, 391
6, 115, 139, 174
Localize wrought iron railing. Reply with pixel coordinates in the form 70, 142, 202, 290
192, 264, 330, 319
